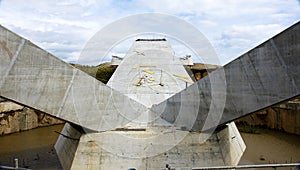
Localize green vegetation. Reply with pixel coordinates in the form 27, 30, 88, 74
70, 62, 116, 84
96, 67, 116, 84
237, 123, 261, 134
70, 64, 99, 77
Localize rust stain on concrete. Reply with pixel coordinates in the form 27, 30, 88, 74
0, 41, 13, 60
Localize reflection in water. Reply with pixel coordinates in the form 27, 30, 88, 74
0, 125, 299, 170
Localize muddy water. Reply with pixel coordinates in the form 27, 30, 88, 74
0, 125, 299, 170
239, 129, 300, 169
0, 125, 64, 170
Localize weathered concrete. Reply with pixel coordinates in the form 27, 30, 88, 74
70, 122, 245, 170
107, 39, 194, 127
107, 39, 193, 108
153, 21, 300, 132
2, 21, 299, 134
55, 123, 82, 170
66, 40, 245, 169
217, 122, 245, 165
0, 25, 147, 132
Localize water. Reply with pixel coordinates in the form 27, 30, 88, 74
239, 129, 300, 169
0, 125, 64, 170
0, 125, 299, 170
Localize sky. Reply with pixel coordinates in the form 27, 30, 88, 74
0, 0, 299, 66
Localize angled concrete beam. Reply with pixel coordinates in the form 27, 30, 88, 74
152, 21, 300, 131
0, 25, 147, 131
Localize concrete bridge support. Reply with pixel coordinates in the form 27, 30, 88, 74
0, 21, 299, 169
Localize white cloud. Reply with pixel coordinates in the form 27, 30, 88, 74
0, 0, 299, 65
214, 24, 285, 64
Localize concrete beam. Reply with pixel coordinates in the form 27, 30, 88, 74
0, 25, 147, 132
152, 21, 300, 131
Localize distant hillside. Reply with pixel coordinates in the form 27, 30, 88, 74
71, 62, 221, 84
70, 63, 99, 77
71, 62, 116, 84
71, 62, 222, 84
95, 63, 116, 84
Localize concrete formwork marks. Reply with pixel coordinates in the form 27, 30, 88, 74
0, 25, 147, 132
153, 21, 300, 131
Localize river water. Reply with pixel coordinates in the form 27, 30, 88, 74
0, 125, 64, 170
0, 124, 299, 170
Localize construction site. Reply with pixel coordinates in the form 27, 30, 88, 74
0, 20, 299, 170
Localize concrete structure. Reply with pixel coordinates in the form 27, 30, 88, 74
153, 21, 300, 132
53, 39, 245, 169
68, 122, 244, 169
107, 39, 193, 128
111, 55, 123, 66
0, 25, 147, 132
0, 21, 299, 169
180, 55, 193, 66
55, 123, 82, 169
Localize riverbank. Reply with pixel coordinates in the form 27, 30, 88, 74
235, 97, 300, 135
0, 125, 299, 169
0, 98, 64, 135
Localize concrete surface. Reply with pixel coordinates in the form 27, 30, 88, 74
107, 39, 193, 127
54, 123, 82, 170
153, 21, 300, 132
107, 39, 193, 108
0, 25, 147, 132
70, 122, 245, 170
67, 40, 245, 169
1, 21, 299, 134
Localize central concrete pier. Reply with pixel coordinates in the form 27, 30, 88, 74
55, 39, 244, 169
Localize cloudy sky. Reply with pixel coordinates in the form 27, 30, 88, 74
0, 0, 299, 65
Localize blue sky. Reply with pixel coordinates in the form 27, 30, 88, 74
0, 0, 299, 65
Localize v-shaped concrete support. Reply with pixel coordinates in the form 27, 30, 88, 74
1, 21, 299, 134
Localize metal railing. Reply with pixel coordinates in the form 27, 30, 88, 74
191, 163, 300, 169
0, 158, 32, 170
0, 165, 31, 170
162, 163, 300, 170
